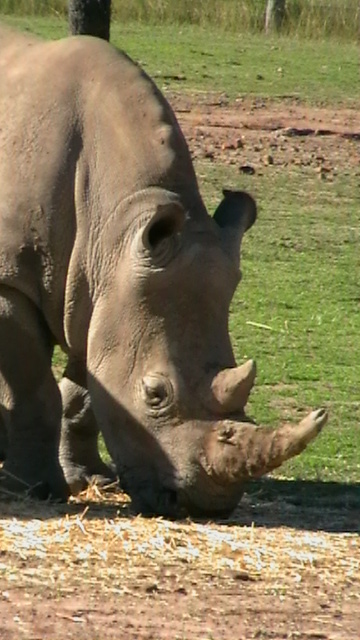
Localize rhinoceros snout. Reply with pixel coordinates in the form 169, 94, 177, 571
201, 408, 328, 485
115, 406, 328, 518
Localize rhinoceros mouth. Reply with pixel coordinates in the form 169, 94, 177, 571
128, 484, 187, 518
175, 465, 244, 518
117, 462, 234, 518
127, 480, 240, 519
115, 459, 186, 517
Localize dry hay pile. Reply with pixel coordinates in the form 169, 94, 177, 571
1, 486, 359, 600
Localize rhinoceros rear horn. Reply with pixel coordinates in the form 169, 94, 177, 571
141, 201, 186, 264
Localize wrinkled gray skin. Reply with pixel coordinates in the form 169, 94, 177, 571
0, 27, 328, 517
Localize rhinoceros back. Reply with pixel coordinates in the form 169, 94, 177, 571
0, 27, 202, 349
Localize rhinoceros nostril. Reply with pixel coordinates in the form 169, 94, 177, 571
217, 423, 235, 443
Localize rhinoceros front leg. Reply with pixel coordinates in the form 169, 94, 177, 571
0, 288, 69, 499
0, 415, 7, 461
59, 359, 116, 494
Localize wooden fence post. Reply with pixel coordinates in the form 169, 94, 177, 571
68, 0, 111, 41
265, 0, 286, 34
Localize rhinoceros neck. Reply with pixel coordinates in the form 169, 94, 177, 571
73, 38, 201, 209
63, 39, 207, 354
0, 31, 206, 356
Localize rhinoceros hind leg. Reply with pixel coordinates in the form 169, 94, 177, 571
59, 359, 116, 494
0, 288, 69, 500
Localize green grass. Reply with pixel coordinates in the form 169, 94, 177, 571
4, 17, 359, 486
199, 165, 360, 483
0, 0, 358, 40
1, 16, 358, 105
109, 23, 360, 105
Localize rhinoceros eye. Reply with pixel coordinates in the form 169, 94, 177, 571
141, 373, 174, 414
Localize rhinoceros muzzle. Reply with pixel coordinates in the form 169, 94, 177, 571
117, 402, 328, 519
152, 409, 327, 518
168, 407, 328, 518
110, 358, 328, 518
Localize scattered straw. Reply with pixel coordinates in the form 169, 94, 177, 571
0, 486, 359, 598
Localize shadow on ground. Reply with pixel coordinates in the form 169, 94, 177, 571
1, 477, 359, 534
228, 478, 360, 534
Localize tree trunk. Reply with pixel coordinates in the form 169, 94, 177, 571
68, 0, 111, 41
265, 0, 286, 34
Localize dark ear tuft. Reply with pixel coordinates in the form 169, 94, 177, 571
214, 190, 257, 232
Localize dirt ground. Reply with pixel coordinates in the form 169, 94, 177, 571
1, 569, 359, 640
172, 93, 360, 176
1, 480, 359, 640
0, 96, 359, 640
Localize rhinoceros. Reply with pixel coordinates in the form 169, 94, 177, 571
0, 26, 327, 517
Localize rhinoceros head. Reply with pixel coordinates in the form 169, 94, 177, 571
86, 187, 326, 517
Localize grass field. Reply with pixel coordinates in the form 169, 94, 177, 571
1, 16, 359, 487
0, 0, 358, 40
1, 15, 359, 639
2, 16, 359, 105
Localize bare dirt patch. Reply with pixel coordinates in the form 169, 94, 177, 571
1, 97, 359, 639
1, 482, 359, 640
170, 94, 360, 177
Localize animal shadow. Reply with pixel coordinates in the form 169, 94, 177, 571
226, 478, 360, 533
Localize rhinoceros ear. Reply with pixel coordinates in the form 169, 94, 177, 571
214, 189, 257, 233
141, 201, 186, 264
214, 190, 256, 266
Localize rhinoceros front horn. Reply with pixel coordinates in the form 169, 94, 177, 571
207, 360, 257, 414
200, 408, 328, 485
